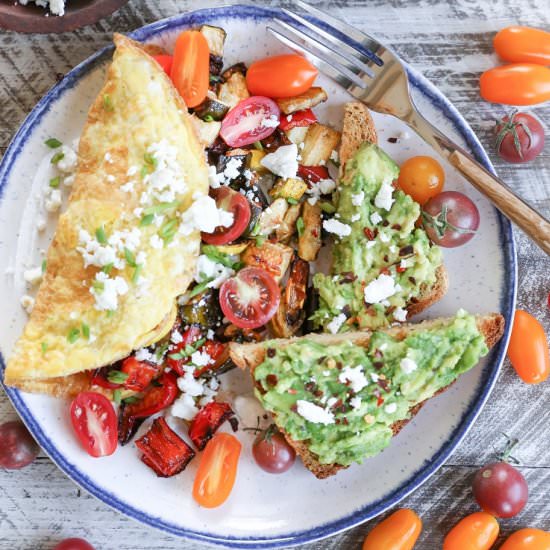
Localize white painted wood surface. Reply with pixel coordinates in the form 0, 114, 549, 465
1, 1, 549, 548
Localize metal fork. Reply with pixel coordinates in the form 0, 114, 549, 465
269, 0, 550, 255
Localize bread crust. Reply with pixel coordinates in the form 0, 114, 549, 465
229, 313, 505, 479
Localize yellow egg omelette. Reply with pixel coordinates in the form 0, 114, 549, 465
5, 34, 208, 397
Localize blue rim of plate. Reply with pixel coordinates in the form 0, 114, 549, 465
0, 5, 516, 548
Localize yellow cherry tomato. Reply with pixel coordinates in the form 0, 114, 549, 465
397, 156, 445, 205
363, 508, 422, 550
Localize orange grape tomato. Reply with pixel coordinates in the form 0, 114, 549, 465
507, 310, 550, 384
494, 26, 550, 65
362, 509, 422, 550
499, 528, 550, 550
246, 54, 318, 98
479, 64, 550, 106
443, 512, 499, 550
170, 30, 210, 108
193, 432, 241, 508
397, 156, 445, 205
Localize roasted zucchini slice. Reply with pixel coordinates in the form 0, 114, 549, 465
298, 201, 322, 261
221, 63, 247, 78
269, 177, 308, 201
179, 288, 224, 329
200, 25, 226, 57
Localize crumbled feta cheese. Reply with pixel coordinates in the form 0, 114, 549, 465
370, 372, 380, 382
379, 231, 391, 243
44, 188, 62, 212
104, 152, 113, 164
261, 115, 280, 128
296, 400, 335, 425
24, 266, 43, 286
339, 365, 368, 393
90, 272, 128, 311
223, 157, 243, 180
127, 166, 139, 176
120, 180, 134, 193
179, 195, 234, 235
366, 241, 376, 249
327, 313, 347, 334
351, 213, 361, 222
260, 144, 299, 179
393, 307, 407, 322
206, 329, 215, 340
400, 357, 418, 374
330, 150, 339, 162
194, 254, 235, 289
400, 258, 413, 269
57, 145, 77, 173
370, 212, 383, 225
36, 217, 47, 232
385, 403, 397, 414
149, 234, 163, 250
351, 191, 364, 206
134, 347, 161, 364
364, 273, 398, 304
20, 295, 35, 314
177, 369, 205, 397
323, 218, 352, 238
190, 350, 213, 368
350, 396, 362, 410
171, 393, 199, 421
374, 178, 395, 211
171, 330, 183, 344
63, 174, 75, 187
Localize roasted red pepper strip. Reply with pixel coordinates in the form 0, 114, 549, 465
152, 54, 173, 76
90, 366, 122, 390
166, 326, 203, 376
136, 417, 195, 477
121, 356, 160, 393
193, 341, 228, 378
298, 164, 330, 185
188, 402, 235, 451
278, 108, 317, 131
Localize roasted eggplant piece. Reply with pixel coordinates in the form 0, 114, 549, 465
300, 123, 341, 166
206, 136, 230, 164
221, 323, 264, 343
298, 201, 322, 261
269, 256, 310, 338
200, 25, 226, 76
269, 177, 308, 201
303, 286, 321, 334
194, 97, 230, 121
217, 150, 251, 187
241, 241, 293, 283
188, 402, 235, 451
260, 128, 292, 153
221, 62, 247, 79
218, 71, 249, 108
179, 288, 224, 329
275, 202, 302, 243
276, 87, 328, 114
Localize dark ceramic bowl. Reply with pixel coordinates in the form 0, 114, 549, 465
0, 0, 129, 33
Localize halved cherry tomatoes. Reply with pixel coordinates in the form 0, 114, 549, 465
480, 64, 550, 106
500, 528, 550, 550
507, 310, 550, 384
397, 156, 445, 205
362, 508, 422, 550
193, 432, 241, 508
220, 96, 281, 147
170, 31, 210, 108
153, 54, 173, 76
219, 267, 280, 329
494, 26, 550, 65
443, 512, 499, 550
201, 187, 251, 245
247, 54, 318, 98
121, 356, 159, 392
70, 392, 118, 458
279, 108, 317, 131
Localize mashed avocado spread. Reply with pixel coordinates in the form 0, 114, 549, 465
312, 143, 443, 332
254, 311, 487, 466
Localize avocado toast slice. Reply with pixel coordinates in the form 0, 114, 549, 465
230, 311, 504, 479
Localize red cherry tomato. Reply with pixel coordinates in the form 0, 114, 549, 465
220, 96, 281, 147
193, 433, 242, 508
297, 165, 331, 185
70, 392, 118, 458
362, 508, 422, 550
170, 30, 210, 108
201, 186, 251, 245
121, 356, 159, 392
252, 427, 296, 474
500, 528, 550, 550
495, 111, 545, 163
53, 538, 95, 550
0, 420, 39, 469
152, 54, 173, 76
443, 512, 499, 550
247, 54, 318, 98
278, 108, 317, 131
507, 310, 550, 384
494, 26, 550, 65
473, 461, 528, 518
397, 155, 445, 205
219, 267, 280, 329
480, 64, 550, 106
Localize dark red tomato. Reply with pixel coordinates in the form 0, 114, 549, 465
70, 392, 118, 458
247, 54, 318, 98
152, 54, 173, 76
219, 267, 280, 329
220, 96, 281, 147
495, 112, 545, 163
422, 191, 480, 247
297, 164, 331, 185
473, 461, 528, 518
123, 372, 178, 418
121, 356, 159, 392
0, 420, 40, 469
252, 427, 296, 474
201, 186, 251, 245
90, 367, 121, 390
278, 108, 317, 131
167, 325, 203, 376
53, 538, 95, 550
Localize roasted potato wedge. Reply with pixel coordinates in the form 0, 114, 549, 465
285, 126, 309, 145
276, 87, 328, 114
241, 241, 293, 283
275, 203, 302, 243
300, 123, 341, 166
218, 72, 249, 108
298, 201, 322, 261
256, 198, 289, 237
190, 115, 221, 148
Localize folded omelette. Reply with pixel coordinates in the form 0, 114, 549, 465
5, 34, 208, 396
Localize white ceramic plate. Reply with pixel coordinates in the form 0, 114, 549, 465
0, 6, 516, 548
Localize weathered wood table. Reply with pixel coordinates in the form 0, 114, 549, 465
1, 1, 549, 548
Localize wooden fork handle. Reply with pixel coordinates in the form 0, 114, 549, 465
449, 150, 550, 255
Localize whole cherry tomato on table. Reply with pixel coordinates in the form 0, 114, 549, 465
362, 508, 422, 550
507, 310, 550, 384
499, 528, 550, 550
443, 512, 499, 550
53, 538, 95, 550
397, 155, 445, 205
480, 64, 550, 106
0, 420, 39, 469
495, 111, 545, 164
246, 54, 318, 98
494, 26, 550, 65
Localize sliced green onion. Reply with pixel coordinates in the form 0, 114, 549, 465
49, 176, 60, 188
92, 280, 105, 292
296, 217, 305, 236
50, 151, 65, 165
143, 152, 157, 168
124, 247, 137, 268
203, 115, 215, 122
41, 260, 47, 274
107, 370, 128, 384
189, 278, 214, 298
143, 201, 180, 216
132, 264, 142, 283
103, 94, 114, 111
41, 342, 48, 355
253, 141, 264, 151
113, 389, 122, 405
102, 263, 114, 274
286, 197, 298, 205
320, 201, 336, 214
44, 138, 62, 149
67, 328, 80, 344
95, 225, 108, 245
81, 322, 90, 339
140, 214, 154, 227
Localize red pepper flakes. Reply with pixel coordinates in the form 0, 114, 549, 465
396, 266, 407, 273
364, 228, 375, 240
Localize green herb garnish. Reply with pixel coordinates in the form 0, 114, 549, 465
49, 176, 60, 188
286, 197, 298, 205
159, 218, 178, 243
41, 342, 48, 355
155, 341, 169, 360
140, 214, 154, 227
50, 151, 65, 165
203, 115, 215, 122
188, 278, 214, 298
113, 389, 122, 405
123, 395, 140, 405
95, 225, 108, 245
102, 263, 114, 275
124, 247, 137, 268
255, 235, 266, 247
103, 94, 114, 111
81, 322, 90, 340
132, 264, 142, 283
106, 310, 115, 318
143, 152, 157, 169
253, 141, 264, 151
296, 216, 305, 236
107, 370, 128, 385
44, 138, 62, 149
140, 165, 148, 178
201, 244, 241, 270
67, 328, 80, 344
168, 337, 207, 360
143, 201, 180, 216
41, 260, 47, 274
92, 280, 105, 292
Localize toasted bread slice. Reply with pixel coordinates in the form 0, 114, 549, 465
230, 313, 505, 479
